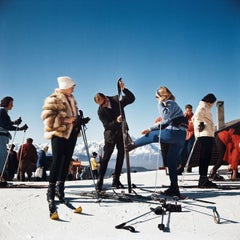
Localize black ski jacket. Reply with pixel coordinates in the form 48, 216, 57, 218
97, 88, 135, 144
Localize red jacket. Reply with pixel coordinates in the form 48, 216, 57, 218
185, 112, 194, 141
217, 128, 240, 170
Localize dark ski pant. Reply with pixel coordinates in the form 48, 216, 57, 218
98, 135, 124, 181
198, 136, 214, 176
49, 129, 78, 184
134, 128, 186, 184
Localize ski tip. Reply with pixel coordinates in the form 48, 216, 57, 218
74, 206, 82, 214
50, 212, 59, 220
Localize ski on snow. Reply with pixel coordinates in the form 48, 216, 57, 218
131, 183, 216, 205
0, 182, 48, 189
49, 199, 83, 220
162, 184, 240, 190
58, 198, 83, 214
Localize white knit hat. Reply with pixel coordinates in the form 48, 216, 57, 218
57, 76, 75, 89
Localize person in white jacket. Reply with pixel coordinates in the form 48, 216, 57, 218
193, 93, 217, 188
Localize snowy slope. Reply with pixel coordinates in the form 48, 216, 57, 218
0, 167, 240, 240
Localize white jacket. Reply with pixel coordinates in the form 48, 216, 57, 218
193, 101, 215, 138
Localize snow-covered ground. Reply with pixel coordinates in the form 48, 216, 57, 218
0, 167, 239, 240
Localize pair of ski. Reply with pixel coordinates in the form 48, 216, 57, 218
132, 184, 221, 224
68, 188, 152, 203
164, 184, 240, 190
50, 198, 83, 220
0, 182, 48, 188
131, 183, 218, 205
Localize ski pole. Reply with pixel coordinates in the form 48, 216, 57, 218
117, 78, 132, 193
16, 129, 27, 180
154, 121, 163, 193
78, 110, 99, 200
158, 207, 165, 231
181, 137, 198, 184
0, 124, 20, 180
115, 206, 162, 229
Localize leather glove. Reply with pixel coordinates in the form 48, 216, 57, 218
82, 117, 90, 125
198, 122, 205, 132
14, 117, 22, 125
74, 116, 90, 128
19, 124, 28, 131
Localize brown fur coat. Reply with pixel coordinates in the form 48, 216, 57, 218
41, 89, 79, 139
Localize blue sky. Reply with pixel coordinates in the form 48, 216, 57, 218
0, 0, 240, 145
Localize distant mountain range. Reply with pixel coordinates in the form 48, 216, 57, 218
14, 138, 164, 176
72, 139, 164, 170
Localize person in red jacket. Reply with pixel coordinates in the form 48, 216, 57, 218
177, 104, 195, 174
230, 133, 240, 180
209, 128, 240, 181
17, 138, 38, 181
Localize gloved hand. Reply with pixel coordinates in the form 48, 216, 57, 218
19, 124, 28, 131
82, 117, 90, 125
74, 116, 90, 128
14, 117, 22, 125
198, 122, 205, 132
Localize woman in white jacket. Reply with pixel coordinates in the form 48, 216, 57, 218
193, 93, 217, 188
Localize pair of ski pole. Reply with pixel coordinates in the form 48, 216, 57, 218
115, 206, 163, 232
0, 125, 27, 182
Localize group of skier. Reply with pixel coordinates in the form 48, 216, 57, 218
1, 76, 239, 219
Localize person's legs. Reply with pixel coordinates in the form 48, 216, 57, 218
134, 130, 160, 147
112, 137, 125, 188
198, 137, 213, 176
114, 134, 124, 178
49, 136, 66, 184
161, 129, 186, 197
198, 137, 217, 188
55, 130, 78, 202
97, 142, 115, 191
0, 136, 9, 176
58, 130, 78, 182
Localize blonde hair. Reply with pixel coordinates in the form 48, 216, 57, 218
156, 86, 175, 101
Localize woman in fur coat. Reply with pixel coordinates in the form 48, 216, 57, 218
41, 76, 80, 218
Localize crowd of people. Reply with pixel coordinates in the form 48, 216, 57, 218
1, 76, 239, 211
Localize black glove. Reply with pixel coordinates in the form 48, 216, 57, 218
19, 124, 28, 131
198, 122, 205, 132
82, 117, 90, 125
74, 116, 90, 128
14, 117, 22, 125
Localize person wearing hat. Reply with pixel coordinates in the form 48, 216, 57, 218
90, 152, 99, 179
41, 76, 81, 218
127, 86, 188, 197
193, 93, 218, 188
